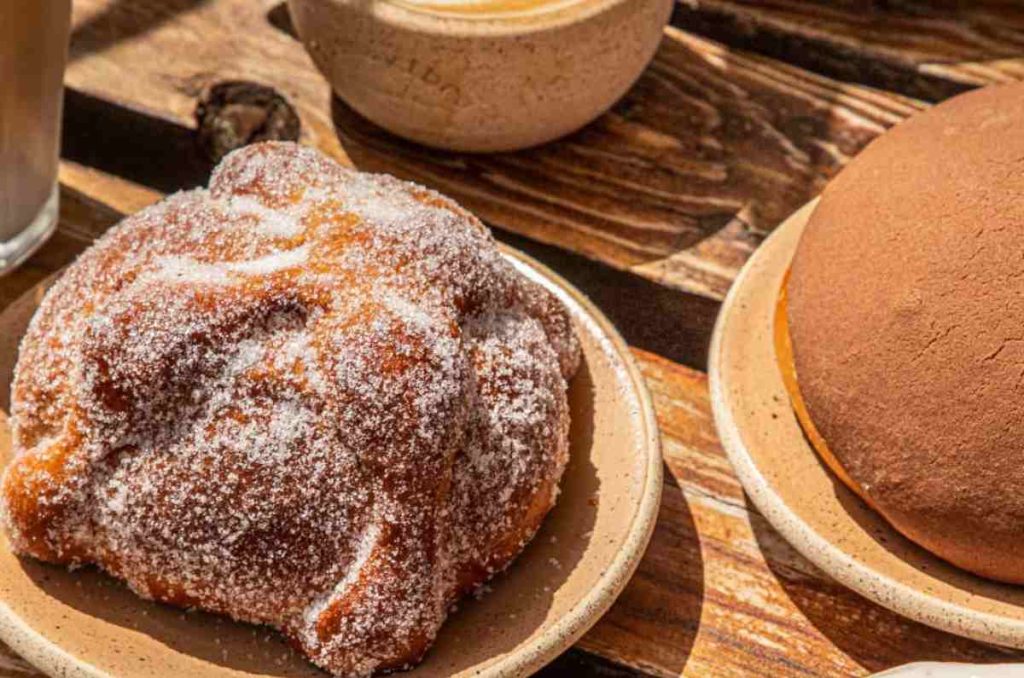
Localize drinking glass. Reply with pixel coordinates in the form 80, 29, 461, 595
0, 0, 72, 274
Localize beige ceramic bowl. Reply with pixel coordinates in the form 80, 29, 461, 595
710, 201, 1024, 649
287, 0, 673, 151
0, 247, 661, 677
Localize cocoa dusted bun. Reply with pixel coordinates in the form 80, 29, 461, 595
780, 82, 1024, 584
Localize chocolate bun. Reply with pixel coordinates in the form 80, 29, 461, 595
784, 82, 1024, 583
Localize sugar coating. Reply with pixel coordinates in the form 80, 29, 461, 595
0, 142, 581, 677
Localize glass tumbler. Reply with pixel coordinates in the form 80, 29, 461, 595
0, 0, 71, 274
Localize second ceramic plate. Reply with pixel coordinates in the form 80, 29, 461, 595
710, 201, 1024, 649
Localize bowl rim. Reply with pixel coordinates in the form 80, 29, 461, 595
285, 0, 650, 39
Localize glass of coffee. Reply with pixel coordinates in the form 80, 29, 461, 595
0, 1, 71, 274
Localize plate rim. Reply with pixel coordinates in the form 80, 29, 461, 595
497, 245, 663, 677
0, 245, 663, 678
708, 200, 1024, 649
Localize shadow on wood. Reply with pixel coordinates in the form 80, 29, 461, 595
575, 469, 705, 676
746, 494, 1024, 672
329, 90, 748, 273
671, 0, 1024, 102
266, 2, 296, 38
62, 88, 213, 193
70, 0, 211, 62
499, 231, 720, 371
537, 647, 653, 676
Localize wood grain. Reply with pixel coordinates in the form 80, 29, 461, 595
579, 351, 1024, 677
674, 0, 1024, 101
66, 0, 921, 299
331, 26, 919, 300
68, 0, 349, 165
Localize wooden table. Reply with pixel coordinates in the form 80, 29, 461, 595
3, 1, 1024, 676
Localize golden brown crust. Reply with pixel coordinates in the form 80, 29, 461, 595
786, 81, 1024, 584
774, 276, 874, 507
0, 142, 580, 676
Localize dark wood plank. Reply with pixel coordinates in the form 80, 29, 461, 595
68, 0, 349, 163
66, 1, 921, 300
673, 0, 1024, 101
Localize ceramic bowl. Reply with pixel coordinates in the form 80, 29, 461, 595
287, 0, 673, 151
0, 247, 662, 677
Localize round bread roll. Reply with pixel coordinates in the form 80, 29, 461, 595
0, 142, 581, 675
783, 81, 1024, 584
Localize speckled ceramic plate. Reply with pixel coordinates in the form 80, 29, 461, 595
0, 247, 662, 678
710, 200, 1024, 649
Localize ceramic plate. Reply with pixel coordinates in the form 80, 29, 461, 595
0, 247, 662, 678
710, 200, 1024, 649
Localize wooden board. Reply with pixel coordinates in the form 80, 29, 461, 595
2, 170, 1022, 677
65, 0, 922, 300
2, 2, 1020, 675
673, 0, 1024, 101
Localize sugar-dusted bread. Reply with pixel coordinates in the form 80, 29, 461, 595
1, 142, 580, 676
785, 82, 1024, 584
